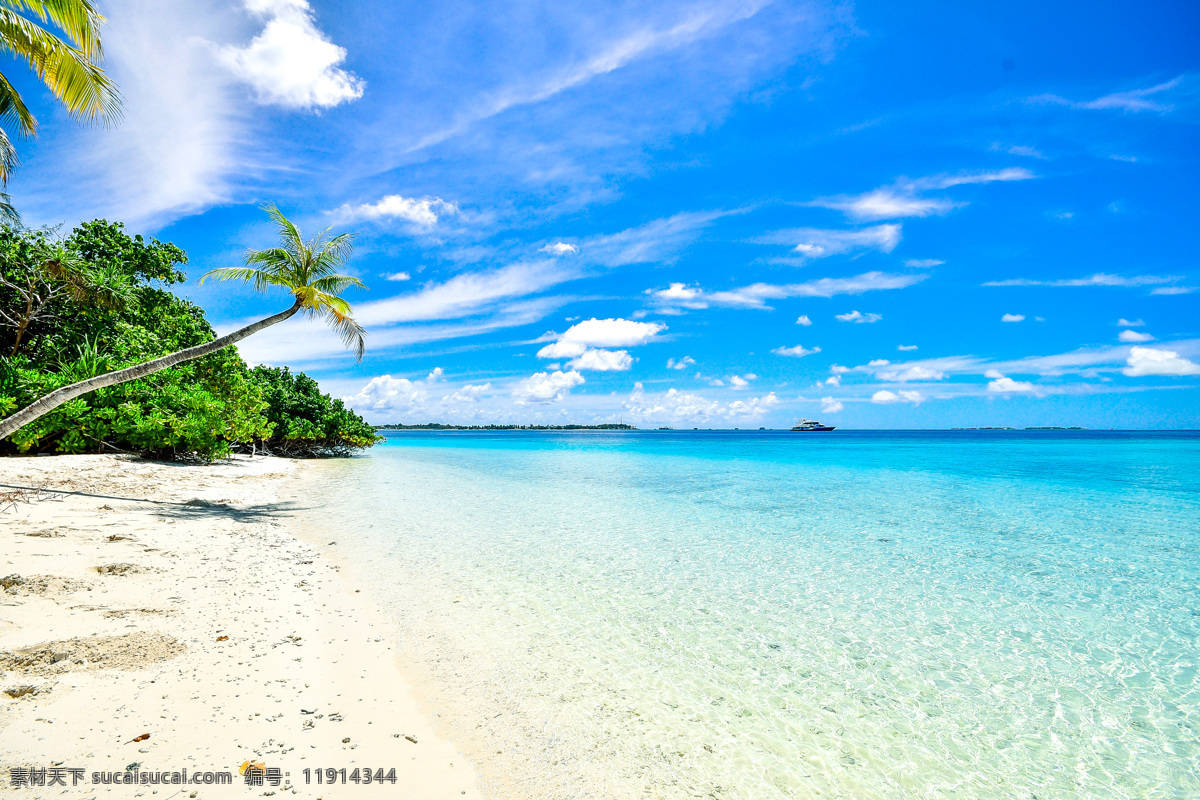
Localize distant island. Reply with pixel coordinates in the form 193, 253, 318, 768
951, 426, 1088, 431
376, 423, 638, 431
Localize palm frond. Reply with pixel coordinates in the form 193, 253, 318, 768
322, 305, 366, 362
4, 0, 105, 57
310, 273, 366, 296
0, 8, 120, 124
0, 190, 17, 224
199, 266, 277, 294
262, 203, 306, 264
0, 71, 36, 139
310, 231, 355, 278
243, 246, 299, 281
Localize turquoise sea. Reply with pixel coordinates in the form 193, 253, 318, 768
297, 431, 1200, 799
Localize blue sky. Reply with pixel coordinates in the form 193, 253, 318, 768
11, 0, 1200, 428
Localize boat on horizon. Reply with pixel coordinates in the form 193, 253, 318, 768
791, 418, 836, 432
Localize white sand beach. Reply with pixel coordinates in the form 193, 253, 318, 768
0, 454, 479, 798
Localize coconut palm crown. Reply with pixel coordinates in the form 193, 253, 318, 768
202, 204, 368, 361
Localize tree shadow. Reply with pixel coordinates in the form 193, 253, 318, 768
154, 499, 307, 523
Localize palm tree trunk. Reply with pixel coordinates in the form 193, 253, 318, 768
0, 298, 304, 442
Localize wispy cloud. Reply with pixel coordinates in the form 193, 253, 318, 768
812, 169, 1035, 221
406, 1, 775, 152
582, 211, 725, 266
355, 261, 567, 326
984, 273, 1182, 289
649, 271, 926, 311
756, 224, 902, 260
1028, 77, 1185, 114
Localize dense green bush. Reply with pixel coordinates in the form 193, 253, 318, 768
0, 221, 378, 460
250, 366, 380, 456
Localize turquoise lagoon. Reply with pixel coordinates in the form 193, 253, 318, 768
297, 431, 1200, 798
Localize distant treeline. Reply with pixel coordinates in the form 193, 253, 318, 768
377, 423, 638, 431
951, 426, 1087, 431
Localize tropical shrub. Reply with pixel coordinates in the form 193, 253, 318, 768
0, 221, 376, 460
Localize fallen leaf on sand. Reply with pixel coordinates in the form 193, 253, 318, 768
216, 636, 228, 642
128, 733, 150, 743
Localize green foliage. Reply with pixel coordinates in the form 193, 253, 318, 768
250, 365, 382, 457
0, 220, 377, 460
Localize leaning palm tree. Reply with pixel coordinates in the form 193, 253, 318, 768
0, 0, 122, 219
0, 204, 367, 440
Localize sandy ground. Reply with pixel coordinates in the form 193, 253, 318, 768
0, 454, 479, 799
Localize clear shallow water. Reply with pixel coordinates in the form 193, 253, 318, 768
298, 431, 1200, 799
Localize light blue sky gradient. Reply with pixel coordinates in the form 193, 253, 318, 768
11, 0, 1199, 427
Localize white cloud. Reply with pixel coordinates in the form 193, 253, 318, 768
824, 375, 840, 386
383, 271, 411, 282
988, 379, 1036, 398
836, 310, 882, 324
541, 242, 579, 256
726, 393, 778, 417
877, 365, 945, 382
796, 315, 812, 326
666, 356, 695, 370
537, 318, 663, 370
624, 383, 778, 424
446, 383, 492, 403
1117, 318, 1145, 327
651, 271, 925, 311
983, 273, 1181, 288
897, 344, 918, 351
729, 374, 753, 388
343, 368, 445, 413
218, 0, 364, 109
537, 317, 665, 359
772, 344, 821, 358
820, 397, 843, 414
1002, 313, 1025, 322
1122, 347, 1200, 377
1151, 286, 1197, 296
904, 259, 944, 268
568, 348, 633, 371
335, 195, 458, 226
1029, 77, 1184, 114
513, 370, 586, 403
868, 359, 890, 367
1119, 330, 1155, 343
871, 390, 923, 405
537, 340, 589, 359
816, 189, 957, 221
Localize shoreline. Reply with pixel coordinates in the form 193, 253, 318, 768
0, 454, 479, 798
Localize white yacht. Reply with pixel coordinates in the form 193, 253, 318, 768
791, 418, 836, 431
